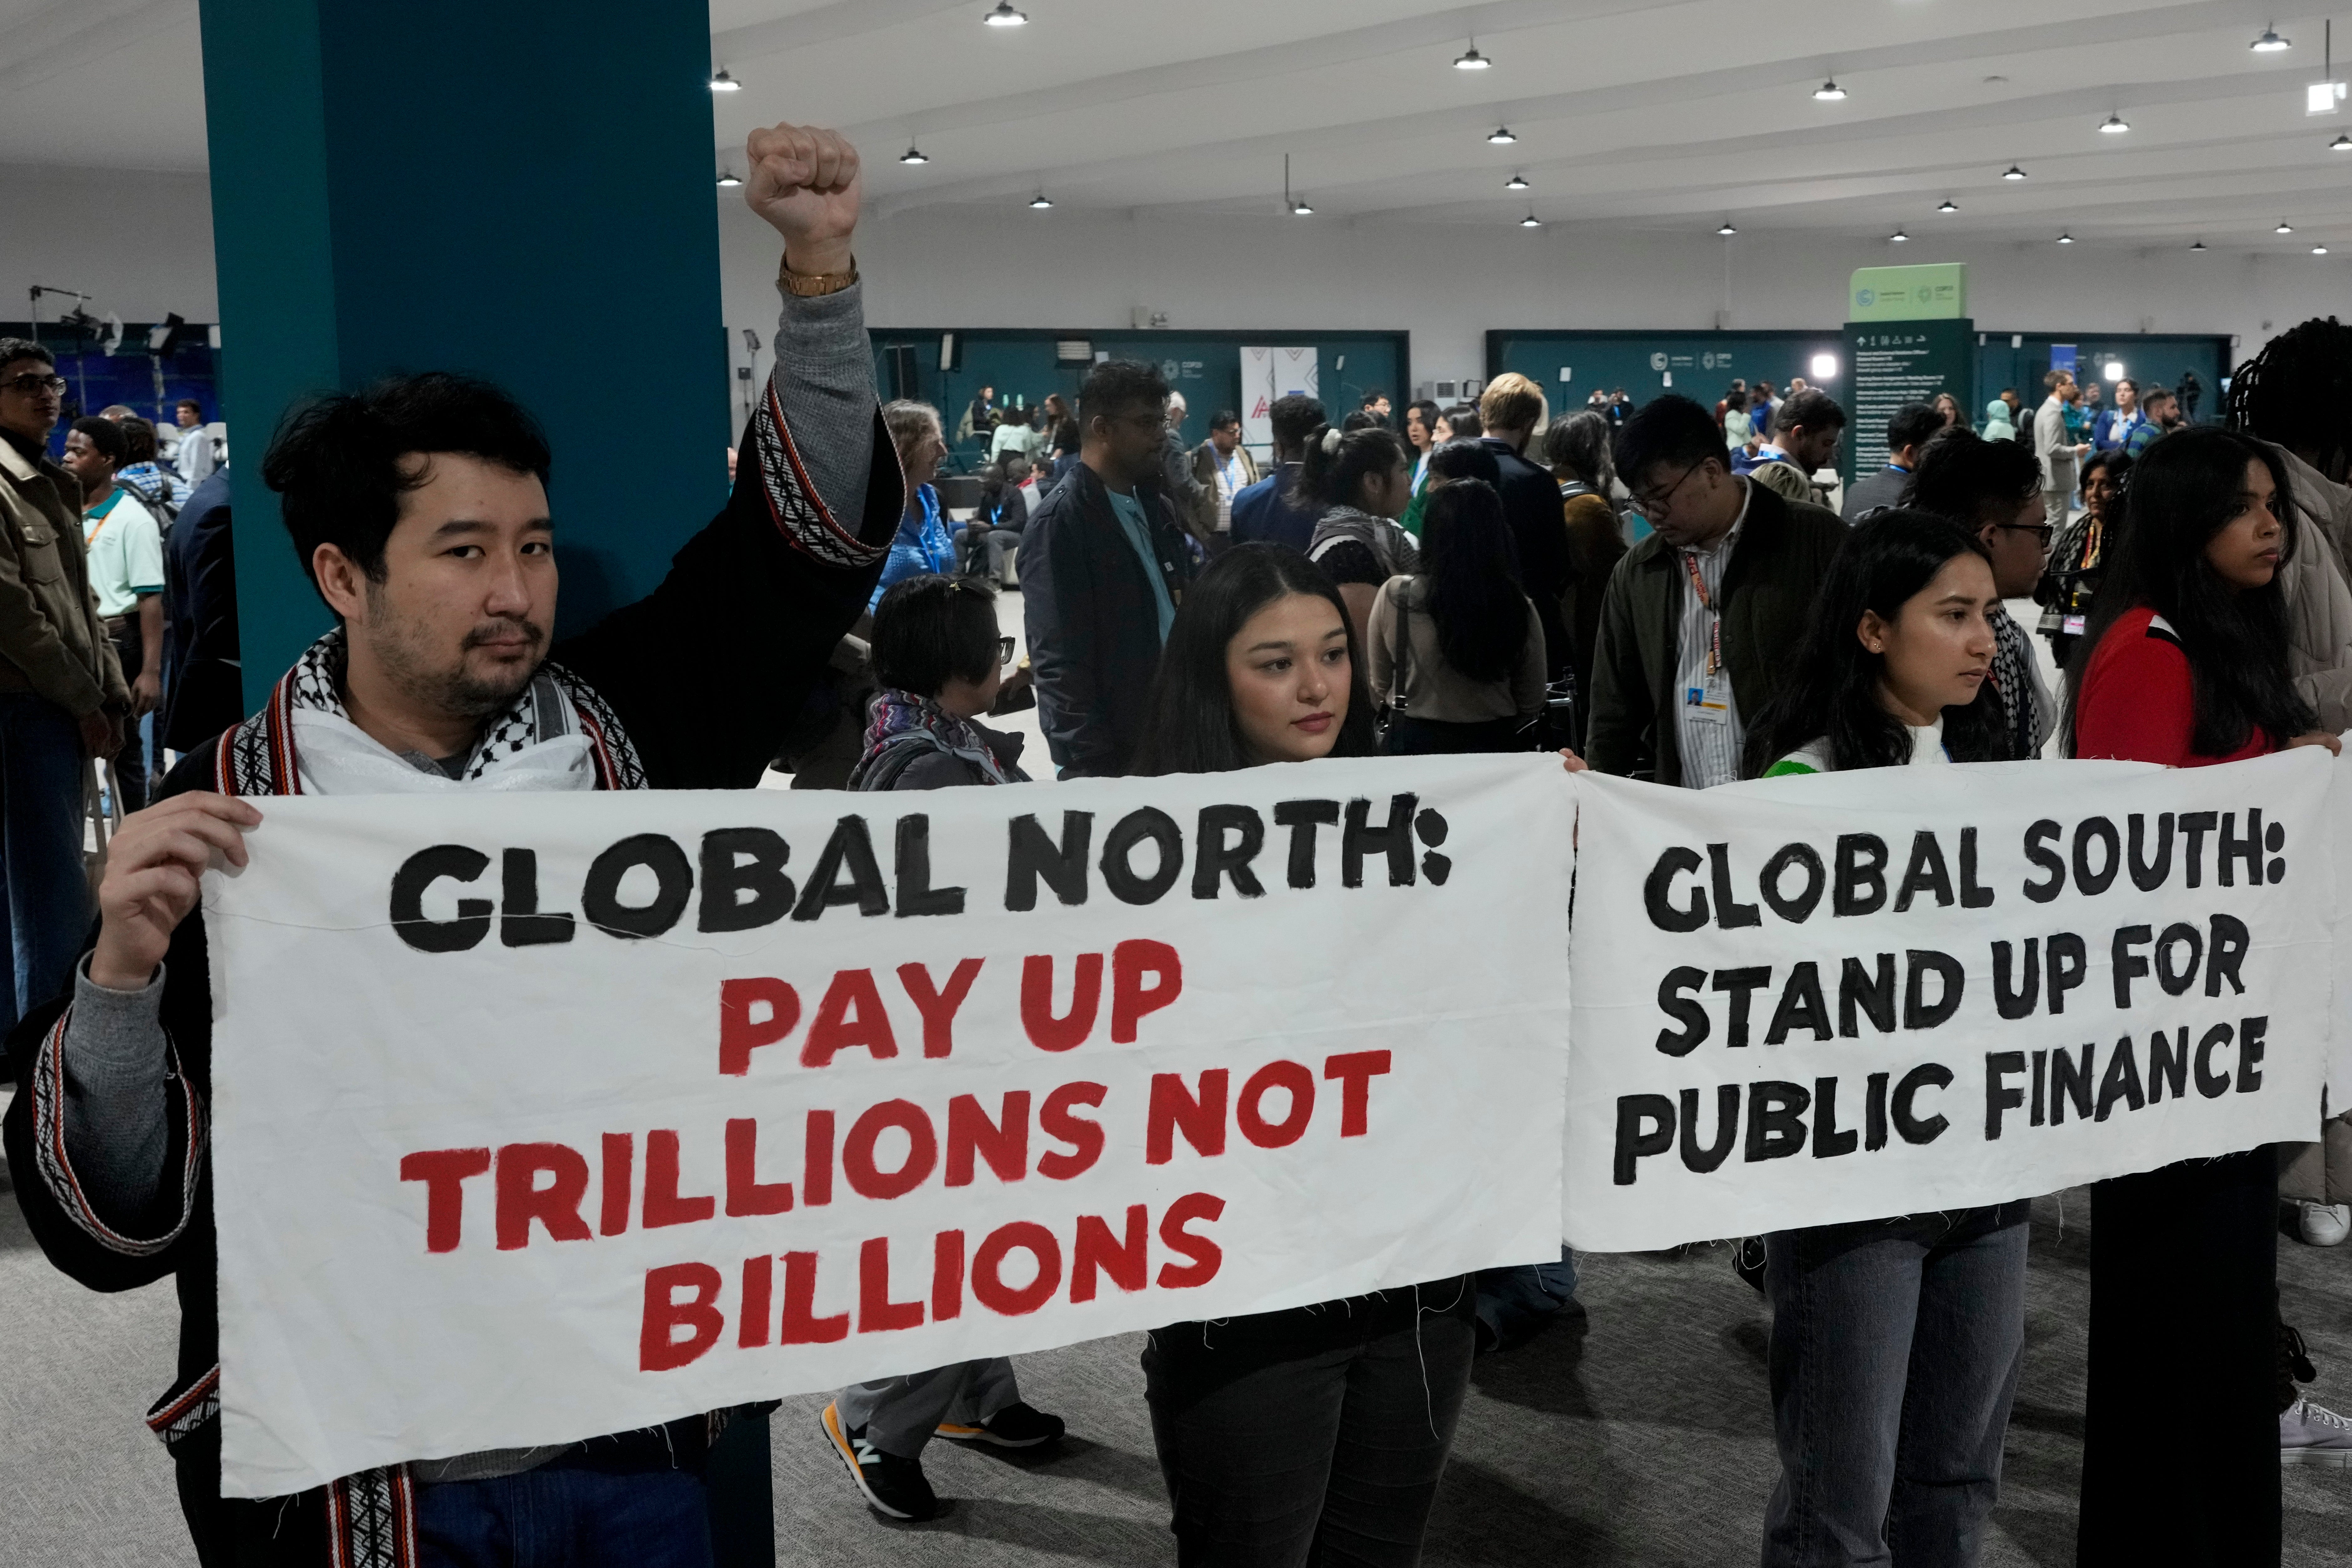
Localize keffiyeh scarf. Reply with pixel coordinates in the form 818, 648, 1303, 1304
1986, 608, 2042, 761
850, 688, 1009, 788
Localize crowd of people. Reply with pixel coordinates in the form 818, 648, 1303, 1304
6, 113, 2352, 1568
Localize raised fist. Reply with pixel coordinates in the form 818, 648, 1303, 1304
745, 121, 861, 276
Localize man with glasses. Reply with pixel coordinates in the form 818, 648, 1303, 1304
0, 338, 130, 1043
1905, 427, 2058, 758
1583, 393, 1846, 788
1019, 358, 1193, 777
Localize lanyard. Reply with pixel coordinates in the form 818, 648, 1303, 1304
1680, 547, 1722, 677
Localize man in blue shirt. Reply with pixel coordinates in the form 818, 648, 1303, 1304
1228, 393, 1326, 553
1017, 359, 1191, 776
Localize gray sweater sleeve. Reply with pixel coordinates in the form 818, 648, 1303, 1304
770, 281, 876, 529
54, 958, 173, 1226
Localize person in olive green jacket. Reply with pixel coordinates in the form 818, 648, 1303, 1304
1583, 393, 1846, 789
0, 337, 130, 1033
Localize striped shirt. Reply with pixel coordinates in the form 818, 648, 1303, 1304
1674, 483, 1752, 789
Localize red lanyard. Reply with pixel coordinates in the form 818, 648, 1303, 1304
1680, 548, 1722, 677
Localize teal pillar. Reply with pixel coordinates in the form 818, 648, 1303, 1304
198, 0, 732, 714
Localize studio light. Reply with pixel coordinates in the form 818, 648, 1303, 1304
2103, 362, 2125, 381
1937, 200, 1959, 213
1487, 125, 1518, 144
1520, 212, 1544, 227
1717, 221, 1737, 235
1028, 192, 1053, 209
2002, 165, 2027, 179
2099, 113, 2130, 133
1454, 42, 1491, 70
2253, 26, 2292, 52
1810, 353, 1839, 380
715, 169, 741, 187
1505, 173, 1530, 190
708, 68, 741, 92
899, 144, 928, 165
1814, 79, 1846, 101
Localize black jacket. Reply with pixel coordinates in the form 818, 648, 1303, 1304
1017, 461, 1191, 778
2, 402, 900, 1549
1480, 437, 1575, 681
160, 469, 240, 753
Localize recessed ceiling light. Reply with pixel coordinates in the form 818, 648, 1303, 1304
2191, 239, 2208, 251
1291, 199, 1313, 215
2057, 232, 2075, 244
1505, 173, 1529, 190
708, 68, 741, 92
715, 169, 741, 187
1028, 192, 1052, 209
2334, 133, 2352, 150
2002, 165, 2027, 179
1487, 125, 1518, 144
984, 1, 1027, 25
2099, 113, 2130, 133
1937, 200, 1959, 213
2278, 219, 2296, 232
1890, 228, 1909, 242
1520, 212, 1544, 227
1454, 42, 1491, 70
1814, 79, 1846, 101
2252, 25, 2291, 51
899, 144, 928, 165
1717, 221, 1737, 235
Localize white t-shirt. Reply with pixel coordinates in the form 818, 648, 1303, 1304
83, 489, 164, 619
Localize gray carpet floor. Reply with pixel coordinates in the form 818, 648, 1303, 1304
9, 1142, 2352, 1565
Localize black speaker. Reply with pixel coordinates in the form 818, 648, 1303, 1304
939, 331, 960, 372
885, 345, 920, 402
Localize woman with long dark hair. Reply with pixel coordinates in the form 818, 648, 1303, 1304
1291, 422, 1419, 644
1127, 545, 1470, 1565
2068, 426, 2346, 1566
1367, 479, 1546, 754
2039, 447, 2129, 668
1738, 511, 2026, 1568
1398, 397, 1444, 537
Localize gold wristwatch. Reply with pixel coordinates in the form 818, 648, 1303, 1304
779, 253, 858, 297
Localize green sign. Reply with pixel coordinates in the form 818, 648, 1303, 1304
1840, 317, 1975, 487
1847, 263, 1967, 322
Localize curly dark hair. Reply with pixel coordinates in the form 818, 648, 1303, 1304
2224, 316, 2352, 480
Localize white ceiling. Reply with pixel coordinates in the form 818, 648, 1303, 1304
8, 0, 2352, 259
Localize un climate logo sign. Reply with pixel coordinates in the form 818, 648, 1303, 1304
1856, 288, 1878, 307
1649, 352, 1669, 371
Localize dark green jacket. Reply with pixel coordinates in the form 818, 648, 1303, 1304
1583, 479, 1848, 784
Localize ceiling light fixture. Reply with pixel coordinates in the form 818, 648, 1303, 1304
715, 169, 741, 187
1282, 154, 1311, 216
2253, 24, 2292, 51
2278, 219, 2296, 232
708, 68, 741, 92
1028, 191, 1052, 209
1454, 39, 1492, 70
1505, 173, 1530, 190
2334, 133, 2352, 149
1717, 221, 1737, 235
899, 144, 928, 165
2191, 239, 2208, 251
983, 0, 1027, 25
2057, 232, 2075, 244
2002, 165, 2027, 179
1487, 125, 1518, 144
1520, 211, 1544, 227
1890, 227, 1909, 242
2099, 113, 2130, 133
2317, 245, 2332, 254
1938, 200, 1959, 212
1814, 79, 1847, 101
1292, 200, 1314, 216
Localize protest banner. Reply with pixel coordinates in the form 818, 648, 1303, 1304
1563, 752, 2339, 1252
203, 754, 1574, 1497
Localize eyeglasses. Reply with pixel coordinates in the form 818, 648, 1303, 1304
0, 373, 67, 397
1630, 458, 1707, 518
999, 635, 1017, 667
1994, 522, 2057, 547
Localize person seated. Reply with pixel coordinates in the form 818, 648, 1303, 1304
961, 456, 1030, 584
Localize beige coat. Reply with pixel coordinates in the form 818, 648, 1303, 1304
2033, 395, 2080, 495
2270, 443, 2352, 731
0, 435, 127, 717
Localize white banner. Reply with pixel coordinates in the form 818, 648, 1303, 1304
1239, 345, 1317, 452
204, 755, 1574, 1497
1563, 754, 2338, 1252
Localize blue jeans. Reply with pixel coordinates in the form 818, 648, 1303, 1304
1761, 1203, 2030, 1567
0, 692, 94, 1030
416, 1462, 710, 1568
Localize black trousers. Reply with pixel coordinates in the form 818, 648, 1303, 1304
1381, 713, 1524, 756
1142, 1284, 1475, 1568
2077, 1148, 2280, 1567
104, 617, 148, 814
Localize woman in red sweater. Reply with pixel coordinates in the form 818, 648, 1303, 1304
2068, 425, 2343, 1566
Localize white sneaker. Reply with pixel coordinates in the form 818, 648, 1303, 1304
2296, 1201, 2351, 1247
2282, 1398, 2352, 1466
